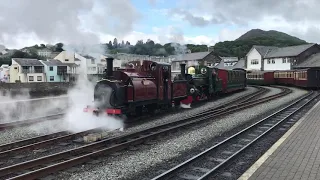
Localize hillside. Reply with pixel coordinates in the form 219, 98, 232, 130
0, 29, 310, 66
236, 29, 307, 43
213, 29, 308, 58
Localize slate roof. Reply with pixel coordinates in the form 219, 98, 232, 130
220, 56, 239, 62
252, 45, 278, 57
214, 58, 245, 70
13, 58, 43, 66
294, 52, 320, 68
233, 59, 245, 69
171, 52, 211, 62
40, 59, 66, 66
265, 43, 316, 58
64, 63, 78, 67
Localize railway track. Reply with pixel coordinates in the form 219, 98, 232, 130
0, 86, 266, 168
151, 90, 319, 180
0, 86, 262, 131
0, 113, 65, 130
0, 86, 290, 180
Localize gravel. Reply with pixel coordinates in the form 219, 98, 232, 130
259, 86, 283, 99
0, 119, 66, 145
0, 87, 256, 149
54, 86, 307, 180
98, 86, 258, 138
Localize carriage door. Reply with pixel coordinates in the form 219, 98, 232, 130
162, 66, 170, 101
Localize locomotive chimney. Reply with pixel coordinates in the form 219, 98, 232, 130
180, 63, 186, 77
106, 57, 114, 77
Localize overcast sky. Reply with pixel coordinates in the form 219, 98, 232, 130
0, 0, 319, 49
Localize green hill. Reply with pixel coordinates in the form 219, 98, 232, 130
213, 29, 308, 58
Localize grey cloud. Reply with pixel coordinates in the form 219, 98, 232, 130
0, 0, 141, 46
168, 8, 225, 27
171, 0, 320, 27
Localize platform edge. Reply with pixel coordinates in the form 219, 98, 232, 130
237, 99, 320, 180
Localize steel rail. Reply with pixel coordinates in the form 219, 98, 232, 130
151, 91, 318, 180
0, 86, 266, 165
0, 87, 292, 180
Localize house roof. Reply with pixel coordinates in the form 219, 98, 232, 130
220, 56, 238, 62
252, 45, 278, 57
265, 43, 316, 58
215, 58, 245, 70
294, 52, 320, 68
13, 58, 43, 66
171, 52, 211, 62
41, 59, 66, 66
233, 59, 245, 69
64, 63, 78, 67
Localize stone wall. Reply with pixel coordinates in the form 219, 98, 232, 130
0, 82, 76, 97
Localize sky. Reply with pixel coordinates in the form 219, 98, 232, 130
0, 0, 320, 49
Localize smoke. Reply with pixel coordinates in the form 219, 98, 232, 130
0, 89, 69, 124
62, 78, 124, 133
60, 43, 124, 133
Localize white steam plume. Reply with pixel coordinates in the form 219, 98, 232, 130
0, 0, 140, 133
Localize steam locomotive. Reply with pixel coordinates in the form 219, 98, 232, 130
83, 57, 246, 120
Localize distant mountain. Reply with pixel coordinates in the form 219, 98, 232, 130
236, 29, 307, 43
213, 29, 309, 58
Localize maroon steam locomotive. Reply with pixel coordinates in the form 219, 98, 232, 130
83, 57, 191, 118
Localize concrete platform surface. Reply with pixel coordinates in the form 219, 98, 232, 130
239, 100, 320, 180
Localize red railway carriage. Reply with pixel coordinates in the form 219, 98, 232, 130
247, 70, 275, 85
215, 68, 246, 93
84, 58, 189, 118
274, 70, 295, 85
293, 68, 320, 88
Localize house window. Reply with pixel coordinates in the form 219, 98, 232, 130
91, 59, 95, 64
50, 76, 54, 81
272, 59, 275, 64
251, 59, 259, 65
65, 59, 69, 62
37, 76, 42, 81
29, 76, 34, 82
49, 66, 53, 71
282, 58, 286, 63
267, 59, 271, 64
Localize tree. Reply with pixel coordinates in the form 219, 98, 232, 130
113, 38, 118, 48
126, 41, 130, 46
55, 43, 64, 52
40, 44, 46, 48
107, 41, 113, 49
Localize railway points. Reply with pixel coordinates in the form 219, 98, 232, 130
0, 86, 290, 180
239, 93, 320, 180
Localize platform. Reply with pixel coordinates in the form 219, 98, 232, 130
239, 100, 320, 180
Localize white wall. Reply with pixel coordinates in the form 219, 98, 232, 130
264, 57, 291, 70
54, 51, 75, 63
246, 48, 262, 70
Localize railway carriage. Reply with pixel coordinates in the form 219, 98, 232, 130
84, 58, 247, 121
247, 70, 275, 86
293, 68, 320, 88
274, 70, 295, 85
